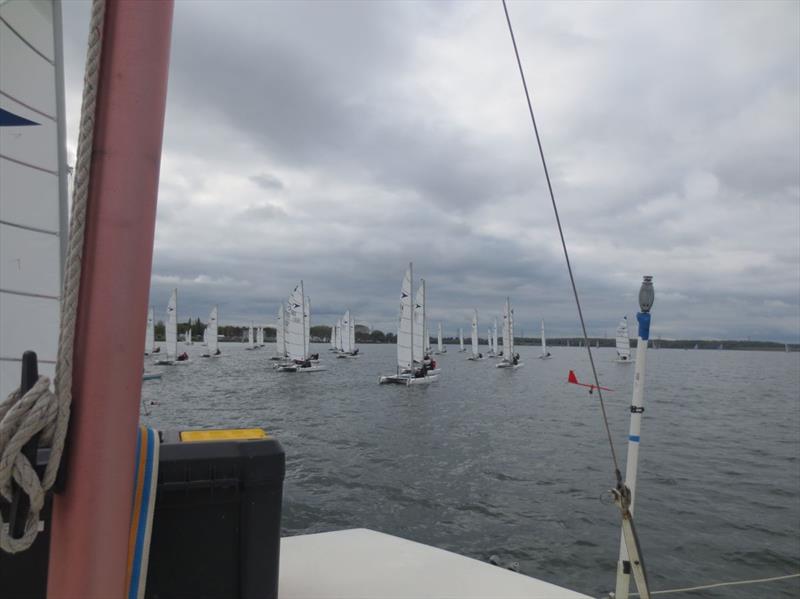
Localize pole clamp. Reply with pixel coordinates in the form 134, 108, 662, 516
630, 406, 645, 414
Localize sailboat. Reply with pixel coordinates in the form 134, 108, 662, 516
245, 323, 255, 350
414, 279, 440, 375
329, 322, 339, 352
467, 309, 485, 361
538, 319, 552, 359
184, 329, 192, 345
277, 282, 325, 372
379, 264, 439, 385
271, 304, 287, 361
458, 328, 466, 352
615, 316, 633, 363
201, 306, 221, 357
435, 322, 447, 354
155, 288, 188, 364
337, 310, 359, 358
493, 318, 501, 356
144, 307, 157, 355
496, 298, 522, 368
257, 326, 265, 348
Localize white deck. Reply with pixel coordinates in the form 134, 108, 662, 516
279, 529, 592, 599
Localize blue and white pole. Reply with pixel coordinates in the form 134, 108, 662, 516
614, 276, 654, 599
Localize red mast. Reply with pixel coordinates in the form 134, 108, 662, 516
47, 2, 173, 597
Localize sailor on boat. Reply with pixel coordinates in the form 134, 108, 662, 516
177, 352, 189, 362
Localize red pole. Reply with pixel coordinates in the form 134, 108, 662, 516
47, 2, 173, 597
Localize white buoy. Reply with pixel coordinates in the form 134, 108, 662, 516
615, 276, 654, 599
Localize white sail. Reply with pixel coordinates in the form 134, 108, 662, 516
413, 281, 426, 361
349, 313, 356, 352
342, 310, 352, 353
304, 296, 311, 357
397, 266, 413, 370
493, 319, 499, 354
616, 316, 631, 360
145, 307, 155, 354
502, 298, 514, 357
248, 324, 254, 349
202, 325, 209, 346
471, 309, 479, 357
184, 329, 191, 345
331, 324, 337, 349
286, 282, 306, 361
275, 304, 286, 358
437, 323, 443, 353
166, 288, 178, 359
257, 326, 264, 346
208, 305, 219, 354
336, 320, 344, 351
459, 328, 464, 351
0, 0, 69, 397
541, 319, 547, 356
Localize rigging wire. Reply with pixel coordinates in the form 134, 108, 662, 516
500, 0, 622, 485
627, 572, 800, 596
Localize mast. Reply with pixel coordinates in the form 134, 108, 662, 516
409, 263, 414, 374
300, 280, 306, 359
615, 276, 655, 599
47, 2, 174, 595
420, 278, 426, 356
541, 319, 546, 355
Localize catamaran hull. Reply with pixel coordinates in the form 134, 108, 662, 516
538, 355, 552, 360
379, 373, 439, 386
277, 365, 327, 373
496, 361, 523, 369
142, 373, 162, 381
337, 353, 360, 359
615, 358, 634, 364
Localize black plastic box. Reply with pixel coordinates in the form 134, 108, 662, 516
145, 430, 285, 599
0, 429, 284, 599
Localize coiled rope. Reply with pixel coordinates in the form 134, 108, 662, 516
0, 0, 106, 553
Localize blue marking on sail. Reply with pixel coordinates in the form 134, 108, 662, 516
0, 108, 39, 127
629, 435, 640, 443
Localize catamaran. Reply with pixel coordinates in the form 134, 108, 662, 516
539, 319, 552, 359
144, 306, 157, 355
414, 278, 440, 375
271, 304, 288, 361
276, 282, 325, 372
467, 309, 484, 361
458, 327, 466, 352
493, 318, 501, 356
329, 322, 339, 352
435, 322, 447, 354
200, 306, 221, 357
184, 329, 192, 345
154, 288, 188, 365
337, 310, 359, 358
615, 316, 633, 363
497, 298, 522, 368
379, 264, 439, 385
245, 323, 255, 350
257, 326, 265, 347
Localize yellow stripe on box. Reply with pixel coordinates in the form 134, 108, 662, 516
180, 428, 268, 442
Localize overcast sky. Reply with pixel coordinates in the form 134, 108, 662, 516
62, 1, 799, 341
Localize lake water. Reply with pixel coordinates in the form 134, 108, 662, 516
142, 342, 800, 597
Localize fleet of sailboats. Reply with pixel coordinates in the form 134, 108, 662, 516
336, 310, 359, 358
276, 281, 326, 372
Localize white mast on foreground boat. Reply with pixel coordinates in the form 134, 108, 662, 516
539, 319, 552, 359
615, 276, 655, 599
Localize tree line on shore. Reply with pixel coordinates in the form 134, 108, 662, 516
152, 319, 794, 351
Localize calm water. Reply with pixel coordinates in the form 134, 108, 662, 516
142, 343, 800, 597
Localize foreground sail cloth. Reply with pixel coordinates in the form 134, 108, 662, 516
126, 426, 160, 599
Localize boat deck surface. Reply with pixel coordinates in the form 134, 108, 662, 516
279, 529, 592, 599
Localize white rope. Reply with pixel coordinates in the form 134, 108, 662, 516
623, 572, 800, 596
0, 0, 106, 553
